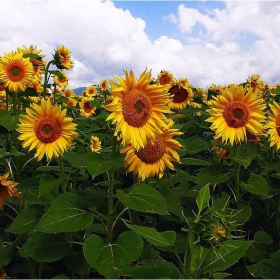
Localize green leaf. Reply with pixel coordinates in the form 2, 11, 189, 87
84, 152, 119, 177
19, 233, 69, 262
36, 193, 94, 233
0, 110, 19, 131
197, 240, 251, 274
247, 250, 280, 279
63, 151, 84, 168
239, 175, 268, 196
7, 205, 44, 234
123, 221, 176, 247
121, 263, 182, 279
196, 184, 210, 216
181, 158, 211, 166
116, 231, 143, 263
49, 70, 65, 79
39, 174, 67, 196
16, 177, 40, 192
117, 183, 168, 215
196, 164, 231, 185
183, 136, 212, 154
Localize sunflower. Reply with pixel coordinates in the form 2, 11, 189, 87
85, 85, 97, 96
168, 81, 194, 110
0, 52, 35, 92
206, 84, 266, 146
53, 71, 69, 88
0, 172, 20, 210
120, 119, 183, 181
156, 70, 174, 85
266, 101, 280, 150
105, 69, 172, 151
90, 135, 102, 153
17, 98, 78, 161
62, 88, 75, 98
100, 80, 108, 91
53, 45, 74, 70
79, 97, 96, 118
65, 98, 77, 107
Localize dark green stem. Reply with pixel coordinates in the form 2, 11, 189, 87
184, 233, 192, 279
43, 60, 54, 97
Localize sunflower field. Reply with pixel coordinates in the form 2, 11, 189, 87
0, 45, 280, 279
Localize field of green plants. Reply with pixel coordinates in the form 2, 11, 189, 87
1, 45, 280, 279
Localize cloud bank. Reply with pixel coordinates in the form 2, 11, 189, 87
0, 0, 279, 89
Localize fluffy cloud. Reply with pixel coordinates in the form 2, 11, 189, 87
0, 0, 279, 89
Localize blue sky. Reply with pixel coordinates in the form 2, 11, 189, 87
0, 0, 279, 89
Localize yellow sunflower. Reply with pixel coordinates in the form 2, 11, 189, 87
65, 98, 77, 107
266, 101, 280, 150
0, 172, 20, 210
156, 70, 175, 85
100, 80, 108, 91
168, 81, 194, 110
90, 135, 102, 153
120, 119, 183, 181
53, 71, 69, 88
79, 97, 96, 118
17, 98, 78, 161
62, 88, 75, 98
85, 85, 97, 96
0, 52, 35, 92
206, 84, 266, 146
53, 45, 74, 70
105, 69, 172, 151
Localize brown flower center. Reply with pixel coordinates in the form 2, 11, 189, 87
122, 88, 152, 127
34, 117, 62, 143
83, 101, 93, 113
169, 85, 188, 103
159, 75, 172, 85
276, 114, 280, 136
135, 135, 166, 164
223, 102, 249, 128
8, 64, 25, 82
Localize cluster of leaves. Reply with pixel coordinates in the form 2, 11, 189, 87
1, 54, 280, 279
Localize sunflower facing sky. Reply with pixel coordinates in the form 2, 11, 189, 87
17, 98, 78, 161
206, 84, 266, 146
121, 119, 183, 181
266, 101, 280, 151
105, 69, 172, 151
0, 52, 35, 92
0, 172, 20, 210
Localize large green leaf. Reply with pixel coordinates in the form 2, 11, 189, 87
196, 184, 210, 217
247, 250, 280, 279
196, 164, 231, 185
183, 136, 212, 154
36, 193, 94, 233
195, 240, 251, 275
7, 205, 44, 234
181, 158, 211, 166
84, 152, 120, 177
117, 183, 168, 215
39, 174, 67, 196
0, 110, 19, 131
239, 175, 268, 196
19, 233, 69, 262
123, 221, 176, 247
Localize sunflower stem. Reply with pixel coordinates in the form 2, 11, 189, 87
57, 156, 66, 193
232, 145, 241, 205
183, 233, 192, 279
43, 60, 54, 97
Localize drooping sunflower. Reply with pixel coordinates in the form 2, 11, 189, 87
206, 84, 266, 146
0, 172, 20, 210
85, 85, 97, 96
90, 135, 102, 153
53, 45, 74, 70
156, 70, 174, 85
0, 52, 35, 92
266, 101, 280, 151
17, 98, 78, 161
79, 97, 96, 118
168, 81, 194, 110
120, 119, 183, 181
53, 71, 69, 88
105, 69, 172, 151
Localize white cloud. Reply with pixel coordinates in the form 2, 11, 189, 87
0, 0, 280, 90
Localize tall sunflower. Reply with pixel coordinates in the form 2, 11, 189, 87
0, 52, 35, 92
105, 69, 172, 151
53, 45, 74, 70
168, 81, 194, 110
17, 98, 78, 161
156, 70, 174, 85
206, 84, 266, 146
266, 101, 280, 150
0, 172, 20, 210
53, 71, 69, 88
121, 119, 183, 181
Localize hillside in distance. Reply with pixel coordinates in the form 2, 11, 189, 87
72, 87, 86, 95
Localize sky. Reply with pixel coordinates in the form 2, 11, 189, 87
0, 0, 280, 90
